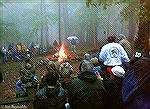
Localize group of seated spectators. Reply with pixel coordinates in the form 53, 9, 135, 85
14, 34, 150, 109
32, 50, 150, 109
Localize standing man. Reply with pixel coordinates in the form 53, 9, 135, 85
70, 38, 76, 52
98, 34, 129, 78
119, 34, 133, 58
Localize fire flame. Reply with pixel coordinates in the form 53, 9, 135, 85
58, 44, 67, 62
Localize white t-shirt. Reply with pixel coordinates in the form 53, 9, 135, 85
99, 42, 130, 66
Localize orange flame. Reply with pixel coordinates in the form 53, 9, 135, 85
58, 44, 67, 62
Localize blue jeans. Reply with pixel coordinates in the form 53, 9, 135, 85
16, 79, 25, 94
16, 75, 38, 94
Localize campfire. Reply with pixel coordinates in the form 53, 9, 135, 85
47, 43, 67, 62
57, 44, 67, 62
47, 43, 79, 62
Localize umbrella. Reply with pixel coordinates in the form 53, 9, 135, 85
67, 36, 78, 40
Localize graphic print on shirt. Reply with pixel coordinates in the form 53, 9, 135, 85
109, 47, 119, 58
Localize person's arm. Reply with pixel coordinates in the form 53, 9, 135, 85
59, 64, 63, 73
119, 45, 130, 63
79, 61, 84, 72
98, 47, 105, 63
96, 72, 103, 80
69, 64, 73, 74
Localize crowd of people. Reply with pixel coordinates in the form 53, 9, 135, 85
0, 41, 60, 64
1, 33, 150, 109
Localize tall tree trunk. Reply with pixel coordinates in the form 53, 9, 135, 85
86, 8, 92, 44
128, 0, 139, 47
45, 23, 49, 48
58, 0, 61, 45
62, 1, 69, 39
40, 0, 44, 48
135, 0, 150, 56
91, 8, 98, 48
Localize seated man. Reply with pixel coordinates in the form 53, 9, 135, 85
91, 57, 102, 75
59, 58, 73, 90
16, 56, 38, 97
33, 70, 66, 109
79, 53, 93, 73
39, 61, 58, 89
67, 61, 106, 109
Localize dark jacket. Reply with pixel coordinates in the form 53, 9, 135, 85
122, 57, 150, 109
33, 86, 66, 109
103, 78, 125, 109
68, 71, 106, 109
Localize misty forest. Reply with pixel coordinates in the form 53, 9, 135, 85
0, 0, 150, 108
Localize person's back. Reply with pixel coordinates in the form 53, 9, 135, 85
39, 61, 58, 89
104, 66, 125, 109
59, 62, 73, 79
68, 70, 106, 109
59, 58, 73, 90
34, 71, 66, 109
100, 42, 129, 66
119, 34, 132, 58
99, 34, 129, 80
34, 86, 66, 109
79, 53, 94, 73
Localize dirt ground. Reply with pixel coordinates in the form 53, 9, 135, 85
0, 44, 98, 108
0, 59, 80, 98
0, 58, 80, 109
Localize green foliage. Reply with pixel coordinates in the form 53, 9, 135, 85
86, 0, 150, 23
85, 0, 132, 9
86, 0, 113, 9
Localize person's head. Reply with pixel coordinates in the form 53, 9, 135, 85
119, 34, 126, 41
129, 50, 144, 65
25, 63, 32, 69
80, 60, 93, 73
91, 57, 99, 66
62, 57, 68, 63
54, 53, 60, 58
46, 71, 59, 86
107, 33, 116, 43
25, 55, 30, 63
84, 53, 91, 61
46, 61, 56, 71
